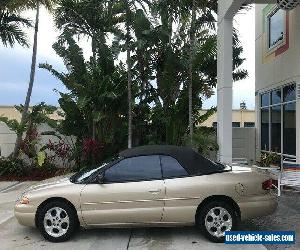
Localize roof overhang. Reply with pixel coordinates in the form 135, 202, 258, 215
220, 0, 280, 20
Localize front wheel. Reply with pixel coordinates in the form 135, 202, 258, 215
197, 201, 238, 243
37, 200, 78, 242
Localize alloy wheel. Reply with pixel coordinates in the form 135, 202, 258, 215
43, 207, 70, 238
204, 206, 232, 238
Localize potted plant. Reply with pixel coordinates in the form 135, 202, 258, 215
259, 152, 281, 168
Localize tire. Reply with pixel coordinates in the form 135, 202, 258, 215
196, 201, 238, 243
37, 200, 78, 242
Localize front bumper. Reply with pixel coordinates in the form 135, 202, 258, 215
238, 193, 278, 221
14, 204, 36, 227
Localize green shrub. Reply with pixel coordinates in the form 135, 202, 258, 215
0, 157, 29, 176
259, 152, 281, 168
42, 159, 58, 173
184, 127, 219, 158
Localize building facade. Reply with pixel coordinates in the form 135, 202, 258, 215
255, 3, 300, 163
199, 109, 255, 128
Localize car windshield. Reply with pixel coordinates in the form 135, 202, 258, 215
70, 159, 115, 183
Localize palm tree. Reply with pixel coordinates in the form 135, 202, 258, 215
53, 0, 120, 140
13, 0, 56, 157
115, 0, 151, 148
0, 1, 32, 47
122, 0, 133, 149
54, 0, 116, 59
188, 0, 196, 143
40, 33, 129, 155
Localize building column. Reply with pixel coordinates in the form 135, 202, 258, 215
255, 93, 261, 161
296, 91, 300, 164
217, 17, 233, 164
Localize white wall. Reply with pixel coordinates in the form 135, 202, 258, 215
233, 128, 256, 164
0, 122, 76, 167
0, 123, 16, 157
256, 4, 300, 92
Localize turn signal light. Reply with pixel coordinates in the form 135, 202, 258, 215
20, 196, 29, 204
262, 179, 273, 190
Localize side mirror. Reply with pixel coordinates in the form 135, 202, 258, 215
97, 172, 105, 184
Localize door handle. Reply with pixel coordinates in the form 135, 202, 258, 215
149, 189, 161, 194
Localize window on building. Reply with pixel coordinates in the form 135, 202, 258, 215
232, 122, 240, 128
268, 8, 285, 49
271, 89, 281, 105
261, 92, 270, 107
260, 83, 296, 156
283, 103, 296, 155
261, 108, 270, 151
244, 122, 255, 128
271, 105, 281, 152
283, 84, 296, 102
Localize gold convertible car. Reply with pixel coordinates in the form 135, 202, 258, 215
15, 145, 277, 243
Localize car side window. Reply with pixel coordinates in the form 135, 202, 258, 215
160, 155, 188, 179
104, 155, 162, 183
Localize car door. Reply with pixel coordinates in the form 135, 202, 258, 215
80, 155, 165, 226
160, 155, 198, 223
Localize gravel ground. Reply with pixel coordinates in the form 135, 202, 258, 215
240, 191, 300, 250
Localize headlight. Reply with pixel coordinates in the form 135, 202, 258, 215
19, 196, 30, 205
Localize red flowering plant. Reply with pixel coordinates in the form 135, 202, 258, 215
82, 138, 105, 165
43, 139, 72, 168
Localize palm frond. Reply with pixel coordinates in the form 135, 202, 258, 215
0, 10, 32, 47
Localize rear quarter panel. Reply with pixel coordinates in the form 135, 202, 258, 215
162, 168, 270, 223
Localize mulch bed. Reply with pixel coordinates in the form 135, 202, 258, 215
0, 169, 70, 181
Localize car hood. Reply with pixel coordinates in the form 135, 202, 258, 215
25, 174, 74, 193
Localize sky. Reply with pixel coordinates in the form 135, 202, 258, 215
0, 6, 255, 110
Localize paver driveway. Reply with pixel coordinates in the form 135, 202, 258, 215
0, 181, 298, 250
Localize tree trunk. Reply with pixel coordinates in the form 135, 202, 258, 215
125, 1, 132, 149
91, 36, 97, 61
126, 35, 133, 149
13, 1, 40, 157
91, 34, 98, 140
188, 0, 196, 144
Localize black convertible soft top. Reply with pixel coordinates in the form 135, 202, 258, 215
119, 145, 225, 176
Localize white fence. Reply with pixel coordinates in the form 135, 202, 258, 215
0, 122, 16, 157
